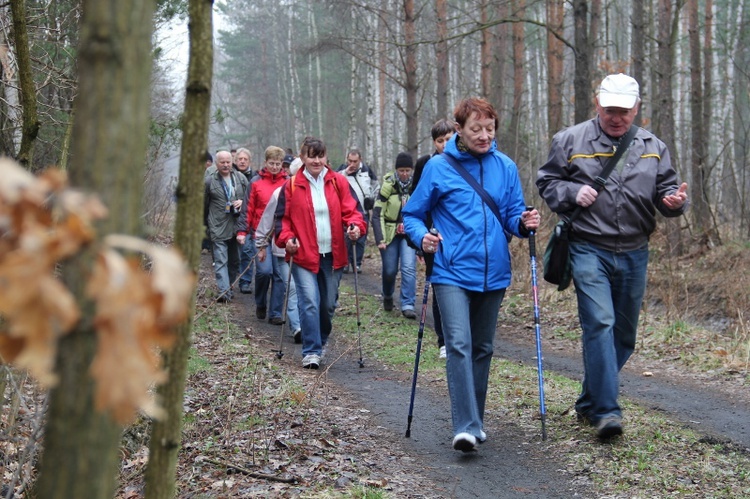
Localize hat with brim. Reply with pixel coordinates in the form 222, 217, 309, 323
597, 74, 640, 109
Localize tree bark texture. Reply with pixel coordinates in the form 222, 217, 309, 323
546, 0, 564, 139
34, 0, 156, 497
10, 0, 40, 170
144, 1, 213, 497
573, 0, 592, 124
435, 0, 448, 120
403, 0, 418, 157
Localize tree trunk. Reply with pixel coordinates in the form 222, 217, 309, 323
631, 0, 645, 127
480, 0, 491, 99
34, 0, 155, 496
10, 0, 39, 170
573, 0, 592, 124
144, 1, 213, 497
508, 0, 526, 164
546, 0, 564, 139
688, 0, 713, 244
435, 0, 448, 120
403, 0, 418, 157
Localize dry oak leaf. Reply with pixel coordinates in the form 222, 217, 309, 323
87, 237, 194, 424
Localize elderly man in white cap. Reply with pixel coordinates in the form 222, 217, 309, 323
536, 73, 689, 440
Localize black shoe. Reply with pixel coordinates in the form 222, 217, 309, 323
596, 417, 623, 439
342, 265, 350, 274
216, 294, 231, 303
383, 297, 393, 311
256, 306, 267, 320
240, 284, 252, 294
402, 309, 417, 319
292, 329, 302, 344
268, 317, 284, 325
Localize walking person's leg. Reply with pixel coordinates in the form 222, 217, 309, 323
468, 289, 505, 429
268, 254, 286, 322
354, 232, 366, 271
398, 238, 417, 317
317, 253, 341, 349
277, 257, 301, 339
292, 263, 322, 367
611, 247, 649, 370
239, 238, 256, 293
434, 284, 482, 451
212, 239, 231, 299
381, 240, 398, 311
227, 239, 241, 295
254, 251, 273, 318
570, 242, 621, 427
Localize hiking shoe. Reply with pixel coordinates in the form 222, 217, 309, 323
268, 316, 284, 325
452, 432, 477, 452
216, 294, 231, 304
383, 297, 394, 311
256, 306, 266, 320
342, 265, 350, 274
439, 346, 447, 359
356, 266, 362, 274
478, 430, 487, 443
302, 354, 320, 369
402, 309, 417, 319
596, 417, 623, 439
239, 284, 252, 294
292, 329, 302, 344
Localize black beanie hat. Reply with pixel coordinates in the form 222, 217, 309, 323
394, 152, 413, 169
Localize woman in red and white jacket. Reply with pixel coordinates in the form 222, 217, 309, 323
238, 146, 288, 322
274, 138, 366, 369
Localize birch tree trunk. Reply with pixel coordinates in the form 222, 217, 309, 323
10, 0, 39, 170
144, 0, 212, 497
34, 0, 155, 495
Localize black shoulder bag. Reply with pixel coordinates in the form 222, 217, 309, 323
542, 126, 638, 290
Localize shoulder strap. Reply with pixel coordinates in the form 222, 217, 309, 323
566, 125, 639, 225
441, 153, 504, 227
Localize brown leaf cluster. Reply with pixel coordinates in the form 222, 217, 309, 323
0, 159, 195, 425
89, 236, 195, 424
0, 160, 104, 385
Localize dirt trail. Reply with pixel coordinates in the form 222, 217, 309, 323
233, 262, 748, 497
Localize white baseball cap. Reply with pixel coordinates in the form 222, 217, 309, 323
597, 74, 640, 109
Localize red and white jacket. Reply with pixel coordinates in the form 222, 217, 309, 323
274, 167, 366, 273
238, 168, 288, 239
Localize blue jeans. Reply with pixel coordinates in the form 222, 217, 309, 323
212, 238, 240, 295
239, 237, 256, 289
380, 236, 417, 311
254, 250, 273, 309
267, 254, 289, 321
292, 254, 342, 357
434, 284, 505, 438
276, 256, 300, 332
570, 241, 649, 424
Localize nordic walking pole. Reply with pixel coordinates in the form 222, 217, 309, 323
275, 241, 295, 359
349, 225, 365, 368
405, 227, 439, 438
527, 206, 547, 440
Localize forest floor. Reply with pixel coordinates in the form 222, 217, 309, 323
116, 236, 750, 498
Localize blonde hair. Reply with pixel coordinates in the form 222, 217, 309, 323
264, 146, 285, 162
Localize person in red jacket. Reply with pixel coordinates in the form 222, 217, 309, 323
275, 138, 366, 369
238, 146, 288, 321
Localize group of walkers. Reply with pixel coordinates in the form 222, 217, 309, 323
203, 74, 689, 452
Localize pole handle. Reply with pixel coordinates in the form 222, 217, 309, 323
526, 206, 536, 258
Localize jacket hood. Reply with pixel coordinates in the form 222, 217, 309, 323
259, 167, 287, 181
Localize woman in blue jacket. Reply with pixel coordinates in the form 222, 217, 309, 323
403, 97, 540, 453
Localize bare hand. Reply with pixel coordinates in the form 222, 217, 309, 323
521, 209, 541, 231
257, 247, 267, 262
576, 185, 598, 207
285, 238, 299, 256
662, 183, 688, 210
347, 225, 361, 241
422, 232, 442, 253
236, 234, 246, 245
232, 199, 243, 210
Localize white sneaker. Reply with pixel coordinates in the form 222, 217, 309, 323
439, 346, 447, 359
478, 430, 487, 443
302, 354, 320, 369
452, 432, 477, 452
